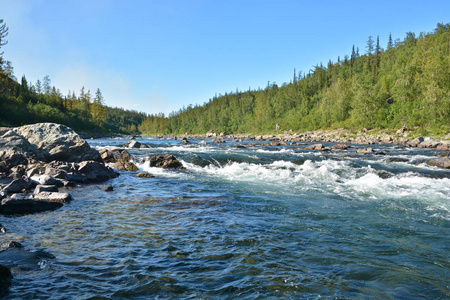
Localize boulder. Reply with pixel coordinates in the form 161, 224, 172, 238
148, 154, 185, 169
2, 178, 31, 194
34, 185, 58, 194
305, 144, 323, 150
77, 161, 119, 182
31, 175, 63, 187
198, 140, 207, 145
0, 197, 64, 215
436, 142, 450, 151
112, 161, 139, 172
33, 192, 73, 203
417, 140, 440, 148
100, 149, 131, 163
123, 140, 150, 149
0, 149, 29, 170
408, 137, 424, 147
13, 123, 102, 162
427, 156, 450, 169
181, 138, 190, 145
135, 172, 154, 178
331, 144, 349, 150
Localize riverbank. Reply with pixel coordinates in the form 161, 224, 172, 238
151, 128, 450, 151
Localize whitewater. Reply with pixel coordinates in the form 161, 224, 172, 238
2, 137, 449, 299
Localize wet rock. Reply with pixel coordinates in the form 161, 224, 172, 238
331, 144, 349, 150
123, 140, 150, 149
181, 138, 190, 145
135, 172, 154, 178
1, 241, 24, 249
232, 145, 246, 149
112, 161, 139, 172
426, 156, 450, 169
212, 138, 226, 143
385, 157, 409, 163
198, 140, 207, 145
0, 197, 64, 215
103, 185, 114, 192
356, 147, 374, 154
100, 149, 131, 163
148, 154, 185, 169
0, 264, 12, 294
305, 144, 323, 150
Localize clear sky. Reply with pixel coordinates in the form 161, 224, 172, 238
1, 0, 449, 115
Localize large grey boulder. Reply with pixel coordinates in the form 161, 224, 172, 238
148, 154, 185, 169
12, 123, 102, 163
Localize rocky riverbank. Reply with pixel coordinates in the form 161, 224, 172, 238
172, 128, 450, 151
0, 123, 121, 295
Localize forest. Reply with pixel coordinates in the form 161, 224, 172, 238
0, 19, 146, 135
1, 19, 449, 136
139, 23, 450, 136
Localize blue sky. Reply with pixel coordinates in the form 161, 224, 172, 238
2, 0, 449, 115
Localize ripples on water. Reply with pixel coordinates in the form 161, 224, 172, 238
1, 137, 449, 299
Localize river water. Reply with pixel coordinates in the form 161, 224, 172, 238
1, 137, 449, 299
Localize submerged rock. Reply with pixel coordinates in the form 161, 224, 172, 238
148, 154, 185, 169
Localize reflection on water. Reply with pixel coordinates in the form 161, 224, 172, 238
1, 137, 449, 299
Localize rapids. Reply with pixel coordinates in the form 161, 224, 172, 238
1, 137, 449, 299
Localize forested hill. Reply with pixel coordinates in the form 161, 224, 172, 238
0, 19, 146, 135
140, 23, 450, 136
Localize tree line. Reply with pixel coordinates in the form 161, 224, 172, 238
140, 23, 450, 136
0, 18, 146, 135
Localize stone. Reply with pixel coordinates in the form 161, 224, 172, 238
198, 140, 207, 145
135, 172, 154, 178
331, 144, 349, 150
0, 197, 64, 215
148, 154, 185, 169
385, 157, 409, 163
103, 185, 114, 191
356, 147, 374, 154
31, 175, 63, 187
123, 140, 150, 149
77, 161, 119, 182
112, 161, 139, 172
100, 149, 131, 163
436, 142, 450, 151
182, 138, 190, 144
305, 144, 323, 150
408, 137, 424, 147
426, 156, 450, 169
0, 264, 12, 294
13, 123, 102, 162
3, 178, 31, 194
34, 185, 58, 194
417, 140, 440, 148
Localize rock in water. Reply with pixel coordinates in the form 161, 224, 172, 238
148, 154, 185, 169
427, 156, 450, 169
0, 264, 12, 295
135, 172, 154, 178
12, 123, 102, 162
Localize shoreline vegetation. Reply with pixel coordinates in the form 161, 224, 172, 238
1, 20, 449, 140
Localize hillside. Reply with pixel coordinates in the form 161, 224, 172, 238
139, 23, 450, 137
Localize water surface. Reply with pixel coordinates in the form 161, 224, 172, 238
1, 137, 449, 299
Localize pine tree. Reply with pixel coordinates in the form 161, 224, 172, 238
387, 33, 393, 49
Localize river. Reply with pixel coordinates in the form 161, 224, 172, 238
1, 137, 449, 299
